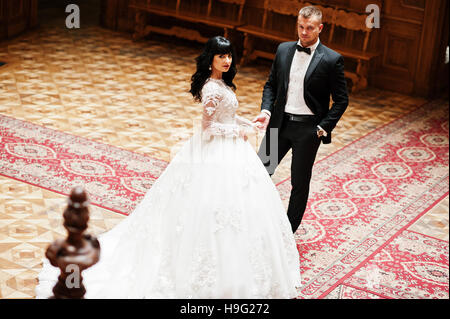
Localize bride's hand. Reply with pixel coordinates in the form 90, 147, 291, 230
239, 130, 248, 141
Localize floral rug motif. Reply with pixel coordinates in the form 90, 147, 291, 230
275, 99, 448, 298
0, 100, 448, 298
341, 230, 448, 299
0, 114, 169, 215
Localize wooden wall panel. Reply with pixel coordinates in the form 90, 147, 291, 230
100, 0, 119, 30
100, 0, 134, 32
384, 0, 425, 22
373, 0, 448, 97
115, 0, 134, 31
375, 15, 421, 93
0, 0, 38, 42
7, 0, 26, 37
431, 0, 449, 96
0, 1, 7, 40
413, 0, 448, 96
98, 0, 448, 98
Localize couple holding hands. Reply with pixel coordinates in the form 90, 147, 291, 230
36, 5, 348, 299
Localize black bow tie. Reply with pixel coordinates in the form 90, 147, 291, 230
296, 45, 311, 55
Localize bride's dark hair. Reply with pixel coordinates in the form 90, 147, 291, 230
190, 36, 237, 102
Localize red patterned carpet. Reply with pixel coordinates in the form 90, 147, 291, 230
0, 99, 448, 299
0, 114, 169, 215
277, 99, 448, 298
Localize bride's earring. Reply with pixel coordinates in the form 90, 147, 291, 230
209, 66, 212, 71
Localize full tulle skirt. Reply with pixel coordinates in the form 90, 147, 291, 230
35, 133, 301, 298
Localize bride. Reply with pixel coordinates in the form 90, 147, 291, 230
35, 36, 301, 299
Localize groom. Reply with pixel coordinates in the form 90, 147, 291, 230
253, 5, 349, 233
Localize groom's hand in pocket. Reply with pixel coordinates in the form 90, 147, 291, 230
252, 111, 270, 131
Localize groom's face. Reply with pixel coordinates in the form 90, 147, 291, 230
297, 15, 323, 47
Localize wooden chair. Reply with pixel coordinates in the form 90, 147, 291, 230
238, 1, 379, 91
129, 0, 246, 43
238, 0, 302, 64
323, 7, 380, 92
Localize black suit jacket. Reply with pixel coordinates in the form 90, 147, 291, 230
261, 41, 349, 144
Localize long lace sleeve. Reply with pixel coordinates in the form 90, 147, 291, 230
235, 114, 257, 134
201, 83, 241, 141
201, 97, 240, 140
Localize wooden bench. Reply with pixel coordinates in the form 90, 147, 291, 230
323, 5, 380, 92
238, 0, 380, 92
238, 0, 301, 64
129, 0, 246, 43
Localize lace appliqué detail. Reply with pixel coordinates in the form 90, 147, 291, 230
208, 122, 240, 138
189, 244, 218, 298
213, 206, 243, 232
249, 238, 293, 298
281, 226, 299, 269
249, 239, 274, 298
151, 250, 176, 298
201, 79, 246, 141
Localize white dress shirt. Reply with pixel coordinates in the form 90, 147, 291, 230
284, 38, 320, 115
261, 38, 327, 136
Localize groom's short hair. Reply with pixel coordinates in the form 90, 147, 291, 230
298, 5, 323, 24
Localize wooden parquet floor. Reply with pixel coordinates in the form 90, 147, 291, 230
0, 23, 447, 298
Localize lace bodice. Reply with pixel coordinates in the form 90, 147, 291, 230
201, 78, 255, 140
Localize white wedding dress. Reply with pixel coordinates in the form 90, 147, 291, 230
35, 78, 301, 299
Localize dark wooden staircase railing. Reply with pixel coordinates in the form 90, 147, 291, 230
45, 187, 100, 299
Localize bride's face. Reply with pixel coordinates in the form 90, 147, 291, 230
212, 53, 232, 74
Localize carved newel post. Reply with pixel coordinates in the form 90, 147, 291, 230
45, 187, 100, 299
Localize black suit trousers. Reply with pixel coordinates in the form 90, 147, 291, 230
259, 118, 321, 233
